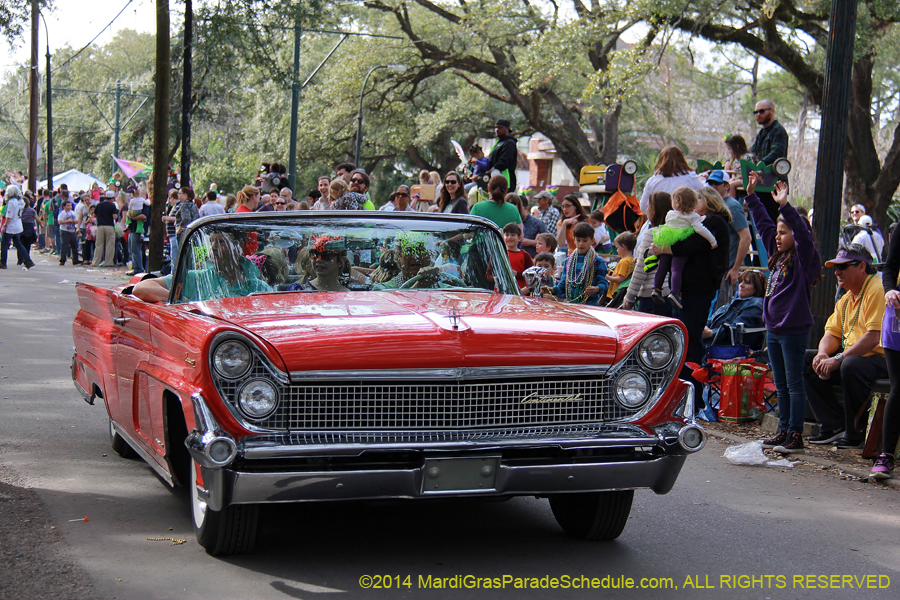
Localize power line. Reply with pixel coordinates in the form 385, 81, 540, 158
52, 0, 135, 74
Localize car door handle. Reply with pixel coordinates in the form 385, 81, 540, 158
113, 317, 130, 325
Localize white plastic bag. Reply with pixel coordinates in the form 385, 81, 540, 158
767, 458, 798, 468
723, 441, 769, 466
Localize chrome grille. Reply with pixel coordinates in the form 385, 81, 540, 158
215, 357, 670, 432
210, 327, 683, 434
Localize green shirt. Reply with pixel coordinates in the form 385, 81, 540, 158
470, 200, 522, 230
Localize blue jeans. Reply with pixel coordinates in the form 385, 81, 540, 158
1, 232, 28, 266
128, 231, 144, 272
168, 234, 179, 262
767, 330, 809, 432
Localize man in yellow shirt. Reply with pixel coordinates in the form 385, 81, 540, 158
805, 244, 888, 448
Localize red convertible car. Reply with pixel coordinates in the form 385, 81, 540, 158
71, 212, 705, 555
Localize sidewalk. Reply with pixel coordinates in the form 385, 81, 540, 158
701, 417, 899, 490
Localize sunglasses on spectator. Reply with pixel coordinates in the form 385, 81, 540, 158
350, 177, 366, 183
311, 250, 340, 260
753, 108, 772, 115
445, 179, 459, 185
275, 201, 286, 205
395, 192, 409, 197
834, 261, 861, 270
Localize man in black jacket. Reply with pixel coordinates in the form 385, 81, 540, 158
487, 119, 518, 193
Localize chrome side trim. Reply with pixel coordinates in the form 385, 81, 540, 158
111, 422, 173, 486
288, 365, 610, 382
225, 454, 688, 505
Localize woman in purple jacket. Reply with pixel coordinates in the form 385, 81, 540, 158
746, 172, 822, 453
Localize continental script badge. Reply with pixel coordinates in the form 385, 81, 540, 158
521, 393, 583, 404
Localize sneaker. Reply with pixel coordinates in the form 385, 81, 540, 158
59, 261, 66, 266
808, 428, 845, 445
125, 270, 137, 276
834, 437, 864, 449
761, 430, 788, 449
774, 430, 804, 454
24, 261, 35, 270
650, 288, 664, 304
871, 454, 894, 480
667, 292, 683, 309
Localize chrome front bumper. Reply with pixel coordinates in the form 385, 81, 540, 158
198, 453, 687, 511
186, 393, 702, 511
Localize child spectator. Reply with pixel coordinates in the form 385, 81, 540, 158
590, 210, 612, 252
503, 222, 534, 292
535, 232, 558, 255
746, 172, 821, 454
526, 252, 556, 296
543, 222, 608, 305
606, 232, 636, 300
534, 252, 555, 273
651, 186, 718, 309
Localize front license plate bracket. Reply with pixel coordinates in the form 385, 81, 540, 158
422, 456, 499, 494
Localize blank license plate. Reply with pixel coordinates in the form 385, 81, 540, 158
422, 457, 499, 494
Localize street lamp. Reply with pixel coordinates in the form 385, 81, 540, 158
355, 64, 406, 168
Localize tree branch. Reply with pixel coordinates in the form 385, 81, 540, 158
451, 70, 511, 103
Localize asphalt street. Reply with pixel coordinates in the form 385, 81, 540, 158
1, 258, 899, 600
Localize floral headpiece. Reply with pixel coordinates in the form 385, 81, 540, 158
311, 235, 344, 253
396, 231, 428, 256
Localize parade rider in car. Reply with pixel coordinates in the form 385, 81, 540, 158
133, 231, 272, 302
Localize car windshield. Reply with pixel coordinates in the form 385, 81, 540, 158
169, 214, 518, 304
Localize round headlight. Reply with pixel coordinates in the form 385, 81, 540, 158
638, 334, 674, 370
623, 159, 638, 175
213, 340, 252, 379
238, 379, 278, 420
615, 371, 651, 409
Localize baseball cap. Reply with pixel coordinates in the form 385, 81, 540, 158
707, 169, 727, 184
534, 190, 554, 201
825, 244, 872, 267
858, 215, 873, 227
495, 119, 511, 128
104, 190, 115, 198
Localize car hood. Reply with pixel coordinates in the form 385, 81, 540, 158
188, 291, 624, 372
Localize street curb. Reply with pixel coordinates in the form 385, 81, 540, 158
705, 428, 899, 490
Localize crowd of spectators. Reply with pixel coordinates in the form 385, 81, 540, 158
2, 105, 898, 480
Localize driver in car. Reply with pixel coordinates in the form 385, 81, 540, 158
133, 231, 273, 302
372, 231, 449, 290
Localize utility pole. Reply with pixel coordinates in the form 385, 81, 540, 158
113, 80, 122, 175
41, 10, 53, 190
181, 0, 193, 187
287, 16, 301, 191
28, 0, 39, 192
149, 0, 171, 272
810, 0, 859, 338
